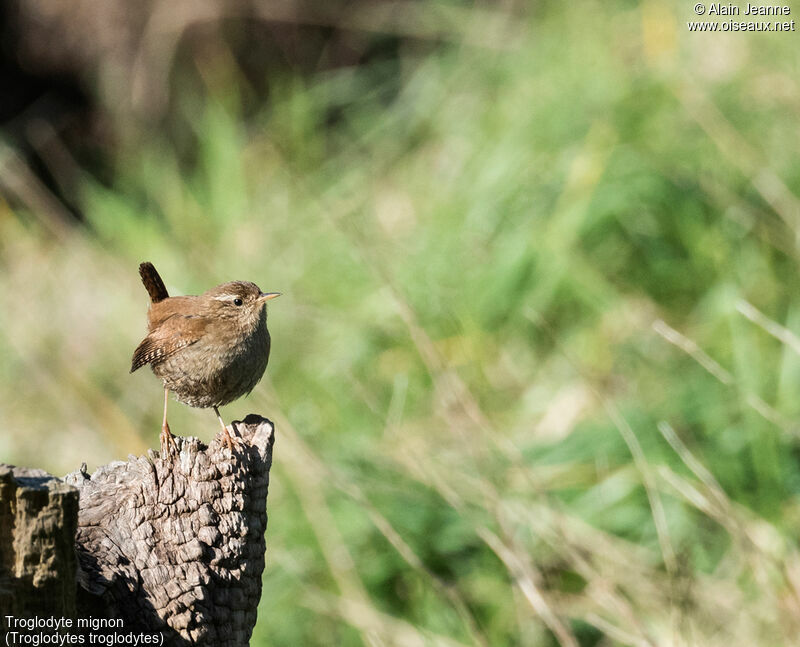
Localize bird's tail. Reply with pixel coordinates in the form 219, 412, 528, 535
139, 262, 169, 303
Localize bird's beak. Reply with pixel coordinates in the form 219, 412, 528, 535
259, 292, 281, 302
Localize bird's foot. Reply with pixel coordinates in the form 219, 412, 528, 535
160, 421, 179, 459
220, 426, 236, 452
220, 424, 247, 453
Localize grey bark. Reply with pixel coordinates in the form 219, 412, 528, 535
1, 414, 274, 646
0, 465, 79, 617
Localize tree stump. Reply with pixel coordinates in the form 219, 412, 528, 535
0, 466, 79, 617
1, 414, 275, 646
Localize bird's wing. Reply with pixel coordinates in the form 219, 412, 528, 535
130, 315, 209, 372
146, 296, 196, 330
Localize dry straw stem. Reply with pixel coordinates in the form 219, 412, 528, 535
583, 614, 652, 647
652, 319, 800, 438
397, 437, 674, 647
260, 389, 490, 647
656, 421, 800, 637
676, 82, 800, 236
0, 142, 74, 239
507, 310, 799, 645
324, 136, 632, 644
262, 378, 485, 646
603, 403, 676, 574
370, 294, 583, 644
526, 310, 677, 580
653, 314, 800, 635
287, 158, 587, 644
303, 588, 473, 647
655, 465, 800, 639
698, 174, 799, 260
475, 526, 579, 647
736, 299, 800, 357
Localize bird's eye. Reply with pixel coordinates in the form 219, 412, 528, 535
234, 298, 243, 306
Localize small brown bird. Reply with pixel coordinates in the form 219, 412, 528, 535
131, 262, 279, 455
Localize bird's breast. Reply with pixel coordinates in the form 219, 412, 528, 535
154, 319, 270, 408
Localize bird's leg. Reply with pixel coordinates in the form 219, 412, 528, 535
213, 406, 235, 450
160, 386, 178, 457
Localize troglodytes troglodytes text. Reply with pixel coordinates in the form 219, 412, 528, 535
131, 262, 280, 455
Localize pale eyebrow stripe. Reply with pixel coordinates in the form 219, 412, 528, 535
212, 294, 240, 301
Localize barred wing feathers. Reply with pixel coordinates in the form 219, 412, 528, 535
130, 315, 209, 372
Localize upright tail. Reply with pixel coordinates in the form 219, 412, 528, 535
139, 262, 169, 303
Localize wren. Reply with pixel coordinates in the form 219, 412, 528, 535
131, 262, 279, 455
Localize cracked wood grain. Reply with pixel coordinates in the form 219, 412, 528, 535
0, 465, 79, 617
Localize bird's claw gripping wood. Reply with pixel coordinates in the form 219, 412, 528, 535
221, 427, 235, 451
160, 421, 178, 458
216, 406, 238, 451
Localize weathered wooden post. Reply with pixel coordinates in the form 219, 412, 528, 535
1, 414, 274, 646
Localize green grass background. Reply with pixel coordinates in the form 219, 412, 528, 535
3, 1, 800, 645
